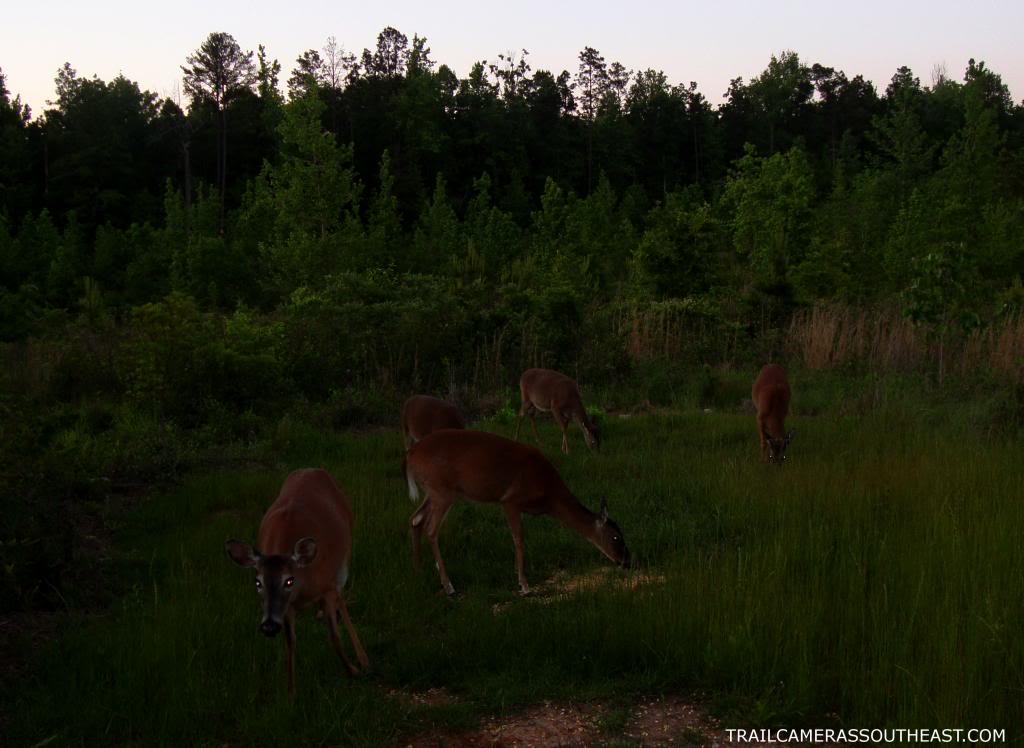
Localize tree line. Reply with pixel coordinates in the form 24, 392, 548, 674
1, 27, 1023, 339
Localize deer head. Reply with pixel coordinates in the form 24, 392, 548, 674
225, 537, 317, 637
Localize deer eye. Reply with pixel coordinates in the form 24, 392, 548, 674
285, 577, 295, 588
255, 579, 262, 590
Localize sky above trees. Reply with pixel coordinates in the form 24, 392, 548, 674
3, 0, 1022, 115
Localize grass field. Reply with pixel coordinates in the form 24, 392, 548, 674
5, 386, 1024, 746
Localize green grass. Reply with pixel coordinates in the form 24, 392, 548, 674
5, 403, 1024, 746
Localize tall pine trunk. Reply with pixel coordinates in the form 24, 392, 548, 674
218, 105, 227, 233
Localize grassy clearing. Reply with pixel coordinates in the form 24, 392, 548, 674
5, 394, 1024, 746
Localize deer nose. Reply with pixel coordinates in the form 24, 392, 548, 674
260, 620, 282, 637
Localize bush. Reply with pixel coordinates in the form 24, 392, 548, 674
124, 294, 286, 423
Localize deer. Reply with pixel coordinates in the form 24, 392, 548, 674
225, 468, 370, 698
514, 368, 600, 454
752, 364, 793, 464
401, 394, 466, 448
404, 428, 629, 596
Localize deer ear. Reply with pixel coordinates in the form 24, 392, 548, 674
292, 537, 318, 567
225, 540, 259, 568
599, 496, 609, 523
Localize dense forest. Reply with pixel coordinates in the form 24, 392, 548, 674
2, 28, 1024, 612
2, 28, 1023, 330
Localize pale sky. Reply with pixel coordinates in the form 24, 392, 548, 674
2, 0, 1022, 116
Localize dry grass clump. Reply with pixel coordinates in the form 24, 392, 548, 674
788, 304, 1024, 382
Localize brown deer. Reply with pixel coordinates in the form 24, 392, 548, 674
752, 364, 793, 464
225, 468, 370, 698
401, 395, 465, 448
514, 368, 600, 454
404, 429, 629, 595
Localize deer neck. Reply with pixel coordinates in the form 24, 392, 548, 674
568, 400, 590, 428
764, 415, 786, 439
549, 494, 600, 541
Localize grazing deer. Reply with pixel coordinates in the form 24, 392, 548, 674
752, 364, 793, 464
225, 468, 370, 698
514, 368, 600, 454
404, 429, 629, 595
401, 395, 465, 448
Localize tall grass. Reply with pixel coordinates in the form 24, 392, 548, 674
788, 304, 1024, 383
615, 300, 741, 365
5, 404, 1023, 745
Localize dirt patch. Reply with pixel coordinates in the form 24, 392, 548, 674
620, 694, 731, 746
400, 693, 777, 747
389, 686, 461, 709
550, 567, 665, 595
491, 567, 665, 615
404, 700, 602, 748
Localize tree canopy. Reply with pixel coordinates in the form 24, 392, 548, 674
1, 34, 1022, 339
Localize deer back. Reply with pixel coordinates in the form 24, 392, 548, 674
406, 429, 572, 513
752, 364, 791, 436
402, 395, 466, 442
521, 369, 584, 412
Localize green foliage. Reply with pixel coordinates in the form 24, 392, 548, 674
902, 246, 980, 331
870, 81, 935, 204
637, 187, 721, 298
271, 94, 361, 239
41, 68, 167, 229
363, 149, 403, 267
278, 270, 470, 398
46, 213, 86, 305
0, 210, 60, 292
724, 145, 815, 297
413, 173, 462, 271
794, 170, 893, 301
242, 93, 363, 295
460, 172, 521, 277
0, 50, 1022, 330
125, 294, 283, 422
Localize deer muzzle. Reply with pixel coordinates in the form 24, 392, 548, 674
260, 619, 282, 637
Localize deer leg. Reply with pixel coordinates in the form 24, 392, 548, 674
409, 496, 431, 568
756, 416, 768, 461
528, 410, 543, 446
425, 493, 457, 595
336, 592, 370, 670
515, 384, 533, 442
284, 607, 297, 699
323, 594, 358, 676
553, 409, 570, 454
503, 505, 530, 595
